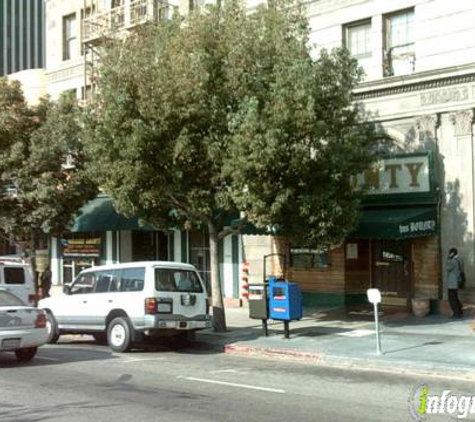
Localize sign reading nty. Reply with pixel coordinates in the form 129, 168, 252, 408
352, 155, 430, 195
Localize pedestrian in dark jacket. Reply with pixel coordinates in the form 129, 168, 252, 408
446, 247, 463, 319
40, 265, 52, 298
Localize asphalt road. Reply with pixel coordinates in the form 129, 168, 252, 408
1, 337, 475, 422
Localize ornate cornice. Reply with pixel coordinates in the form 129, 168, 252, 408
353, 73, 475, 101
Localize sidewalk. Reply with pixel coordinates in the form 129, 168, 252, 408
197, 306, 475, 380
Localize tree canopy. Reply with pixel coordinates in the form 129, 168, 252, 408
84, 0, 383, 331
0, 79, 98, 245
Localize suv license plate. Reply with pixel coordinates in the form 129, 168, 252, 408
2, 338, 20, 350
179, 321, 187, 328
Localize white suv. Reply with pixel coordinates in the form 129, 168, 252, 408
38, 261, 212, 352
0, 258, 37, 306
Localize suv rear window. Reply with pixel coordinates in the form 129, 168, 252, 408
4, 267, 25, 285
155, 269, 203, 293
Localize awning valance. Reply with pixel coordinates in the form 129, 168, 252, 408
71, 196, 154, 232
352, 206, 438, 239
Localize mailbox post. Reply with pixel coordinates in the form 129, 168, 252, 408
367, 288, 383, 355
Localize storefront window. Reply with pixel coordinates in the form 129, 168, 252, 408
132, 231, 168, 261
290, 247, 329, 269
380, 240, 405, 263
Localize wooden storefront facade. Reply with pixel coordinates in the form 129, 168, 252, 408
277, 152, 441, 311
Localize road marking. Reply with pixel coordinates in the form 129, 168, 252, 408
179, 376, 285, 393
36, 356, 61, 362
120, 357, 166, 363
209, 369, 239, 374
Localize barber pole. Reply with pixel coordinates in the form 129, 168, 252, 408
241, 262, 250, 299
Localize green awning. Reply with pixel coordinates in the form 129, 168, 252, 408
71, 196, 154, 232
352, 206, 438, 239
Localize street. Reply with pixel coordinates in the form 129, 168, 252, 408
1, 337, 474, 422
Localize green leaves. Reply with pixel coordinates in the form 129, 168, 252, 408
85, 0, 383, 249
0, 84, 98, 240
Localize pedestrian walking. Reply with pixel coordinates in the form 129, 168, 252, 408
40, 265, 52, 298
446, 247, 464, 319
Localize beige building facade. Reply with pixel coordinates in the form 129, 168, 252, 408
38, 0, 475, 311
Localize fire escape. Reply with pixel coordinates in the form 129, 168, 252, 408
81, 0, 176, 103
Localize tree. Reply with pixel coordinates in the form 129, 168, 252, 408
0, 79, 98, 250
84, 0, 383, 332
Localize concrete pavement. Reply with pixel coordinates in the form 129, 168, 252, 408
197, 306, 475, 380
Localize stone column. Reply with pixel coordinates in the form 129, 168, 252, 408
449, 109, 474, 299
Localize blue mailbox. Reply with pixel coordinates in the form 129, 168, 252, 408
268, 276, 303, 321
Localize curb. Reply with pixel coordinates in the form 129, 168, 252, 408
224, 344, 325, 362
222, 343, 475, 381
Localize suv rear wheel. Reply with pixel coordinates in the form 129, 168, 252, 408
107, 317, 133, 353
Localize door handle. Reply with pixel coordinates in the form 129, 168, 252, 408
82, 301, 87, 304
108, 300, 113, 303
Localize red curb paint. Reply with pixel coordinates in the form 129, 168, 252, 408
224, 344, 325, 362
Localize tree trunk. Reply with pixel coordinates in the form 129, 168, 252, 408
208, 221, 227, 332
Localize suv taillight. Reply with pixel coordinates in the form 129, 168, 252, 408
145, 298, 157, 314
28, 294, 38, 306
206, 297, 210, 315
35, 313, 47, 328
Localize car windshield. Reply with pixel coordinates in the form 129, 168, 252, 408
155, 269, 203, 293
0, 290, 25, 306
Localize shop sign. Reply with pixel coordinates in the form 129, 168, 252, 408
352, 154, 431, 195
61, 237, 101, 258
399, 219, 436, 236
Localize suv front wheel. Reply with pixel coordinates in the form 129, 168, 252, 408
107, 317, 133, 353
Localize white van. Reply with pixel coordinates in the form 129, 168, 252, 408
0, 258, 37, 306
38, 261, 212, 352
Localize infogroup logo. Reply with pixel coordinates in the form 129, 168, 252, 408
408, 383, 475, 420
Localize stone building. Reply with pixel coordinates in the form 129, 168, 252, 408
283, 0, 475, 311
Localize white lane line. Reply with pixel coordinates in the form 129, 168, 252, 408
120, 358, 166, 363
36, 356, 61, 362
179, 376, 285, 394
209, 369, 238, 374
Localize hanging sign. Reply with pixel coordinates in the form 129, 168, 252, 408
61, 237, 101, 258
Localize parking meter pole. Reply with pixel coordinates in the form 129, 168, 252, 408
373, 303, 382, 355
284, 321, 290, 339
262, 319, 268, 336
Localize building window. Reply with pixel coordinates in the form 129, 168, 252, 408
81, 85, 93, 102
289, 247, 329, 270
384, 9, 415, 77
344, 20, 372, 78
63, 13, 78, 61
158, 5, 175, 22
111, 0, 125, 27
